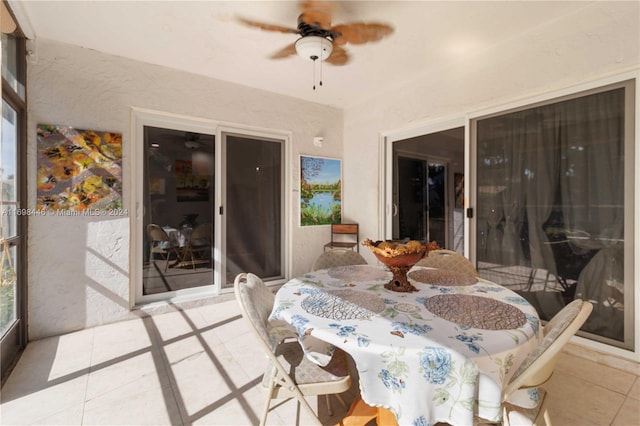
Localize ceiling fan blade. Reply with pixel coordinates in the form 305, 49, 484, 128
325, 44, 349, 66
269, 43, 298, 59
238, 17, 300, 35
298, 0, 334, 29
331, 22, 394, 45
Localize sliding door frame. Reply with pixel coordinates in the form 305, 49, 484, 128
130, 108, 218, 306
131, 109, 292, 306
218, 126, 291, 290
467, 70, 638, 360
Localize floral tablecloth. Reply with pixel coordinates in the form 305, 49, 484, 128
269, 265, 540, 426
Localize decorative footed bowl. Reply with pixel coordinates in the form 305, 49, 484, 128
363, 239, 439, 292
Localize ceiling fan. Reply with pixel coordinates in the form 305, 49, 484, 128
238, 0, 394, 66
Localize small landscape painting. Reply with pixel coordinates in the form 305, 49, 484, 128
300, 155, 342, 226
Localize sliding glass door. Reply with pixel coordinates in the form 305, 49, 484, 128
133, 111, 288, 303
472, 80, 635, 350
222, 133, 284, 288
142, 127, 215, 296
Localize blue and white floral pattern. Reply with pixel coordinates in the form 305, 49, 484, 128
392, 321, 432, 336
289, 314, 311, 336
419, 347, 452, 384
328, 323, 371, 347
455, 331, 484, 354
269, 269, 540, 426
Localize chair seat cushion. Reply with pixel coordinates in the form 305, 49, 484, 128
262, 342, 350, 388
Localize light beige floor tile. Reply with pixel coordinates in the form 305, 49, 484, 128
0, 374, 88, 425
612, 397, 640, 426
196, 298, 241, 322
555, 352, 637, 395
82, 373, 182, 425
197, 300, 251, 343
151, 307, 206, 342
190, 385, 274, 425
166, 336, 257, 418
89, 317, 154, 366
628, 376, 640, 401
546, 370, 625, 425
222, 330, 270, 381
2, 301, 638, 426
46, 328, 95, 379
162, 334, 214, 367
85, 350, 170, 400
30, 403, 85, 425
1, 329, 94, 402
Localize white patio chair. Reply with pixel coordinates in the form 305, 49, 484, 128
415, 249, 478, 278
477, 299, 593, 426
234, 273, 351, 426
311, 248, 367, 271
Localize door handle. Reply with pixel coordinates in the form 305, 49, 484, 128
392, 203, 398, 217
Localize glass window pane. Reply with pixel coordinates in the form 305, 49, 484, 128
1, 100, 17, 202
224, 134, 282, 287
475, 86, 630, 349
1, 100, 18, 239
142, 126, 214, 296
0, 243, 17, 336
1, 33, 25, 99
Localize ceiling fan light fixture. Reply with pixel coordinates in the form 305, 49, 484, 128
295, 36, 333, 61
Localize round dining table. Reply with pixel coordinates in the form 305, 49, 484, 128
269, 264, 541, 426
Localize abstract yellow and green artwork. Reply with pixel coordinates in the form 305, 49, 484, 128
36, 124, 122, 211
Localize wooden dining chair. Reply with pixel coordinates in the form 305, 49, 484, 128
311, 248, 368, 271
415, 249, 478, 278
147, 224, 182, 272
234, 273, 352, 426
476, 299, 593, 426
324, 223, 359, 252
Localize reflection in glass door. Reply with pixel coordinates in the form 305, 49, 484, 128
386, 127, 464, 252
393, 155, 447, 248
142, 127, 214, 296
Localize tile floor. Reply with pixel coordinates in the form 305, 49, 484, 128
1, 297, 638, 425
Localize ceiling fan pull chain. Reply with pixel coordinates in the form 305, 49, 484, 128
311, 55, 318, 90
319, 50, 324, 87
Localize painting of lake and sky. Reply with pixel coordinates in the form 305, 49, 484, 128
300, 155, 342, 226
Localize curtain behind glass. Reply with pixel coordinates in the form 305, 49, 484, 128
558, 89, 625, 339
476, 86, 627, 343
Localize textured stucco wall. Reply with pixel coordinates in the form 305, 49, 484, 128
27, 38, 342, 340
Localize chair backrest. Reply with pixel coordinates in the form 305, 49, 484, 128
147, 223, 171, 243
331, 223, 358, 237
191, 223, 212, 241
415, 249, 478, 277
504, 299, 593, 398
327, 223, 359, 251
311, 248, 368, 271
234, 273, 276, 347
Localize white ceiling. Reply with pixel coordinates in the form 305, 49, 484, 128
12, 1, 636, 109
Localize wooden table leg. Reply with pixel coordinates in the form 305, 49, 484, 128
337, 396, 377, 426
376, 406, 398, 426
337, 396, 398, 426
